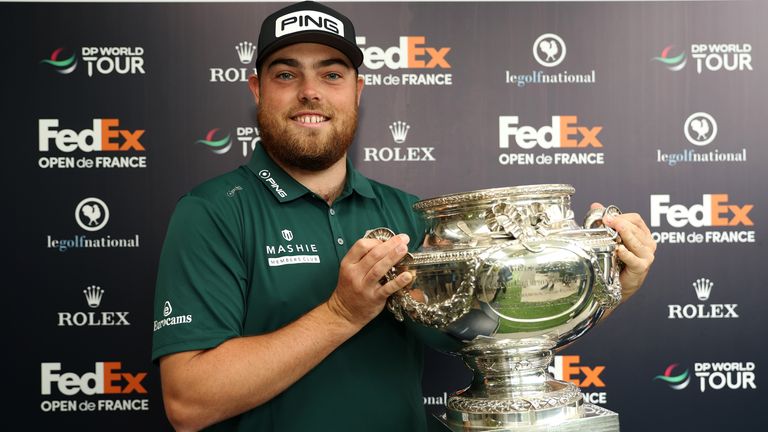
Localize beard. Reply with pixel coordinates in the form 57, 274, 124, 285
257, 100, 358, 171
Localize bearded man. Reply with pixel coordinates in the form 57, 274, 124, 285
151, 2, 655, 432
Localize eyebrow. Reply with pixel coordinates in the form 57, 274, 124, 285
315, 58, 352, 70
266, 57, 352, 71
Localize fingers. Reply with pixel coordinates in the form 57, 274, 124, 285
358, 234, 409, 276
599, 211, 656, 302
604, 213, 656, 257
342, 237, 389, 264
613, 212, 653, 237
376, 271, 413, 298
615, 244, 651, 276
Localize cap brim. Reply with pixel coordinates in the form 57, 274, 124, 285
256, 31, 364, 70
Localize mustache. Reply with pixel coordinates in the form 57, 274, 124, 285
290, 101, 332, 116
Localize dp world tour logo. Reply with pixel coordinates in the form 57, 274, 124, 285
196, 128, 232, 154
654, 363, 691, 390
654, 45, 687, 71
41, 48, 78, 74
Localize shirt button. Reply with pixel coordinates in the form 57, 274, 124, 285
329, 208, 336, 216
337, 238, 344, 245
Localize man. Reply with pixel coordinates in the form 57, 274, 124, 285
152, 2, 656, 431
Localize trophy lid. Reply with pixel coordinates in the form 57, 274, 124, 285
414, 184, 575, 212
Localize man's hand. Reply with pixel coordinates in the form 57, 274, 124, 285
591, 203, 657, 302
327, 233, 413, 327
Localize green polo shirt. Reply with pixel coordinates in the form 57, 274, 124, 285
152, 144, 429, 431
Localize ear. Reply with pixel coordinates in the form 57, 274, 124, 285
355, 75, 364, 107
248, 74, 261, 105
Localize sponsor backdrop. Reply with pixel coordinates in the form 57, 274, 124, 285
5, 1, 765, 430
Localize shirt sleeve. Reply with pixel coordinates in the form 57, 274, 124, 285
151, 194, 247, 362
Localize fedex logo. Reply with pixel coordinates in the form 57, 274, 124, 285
356, 36, 451, 70
499, 116, 602, 149
651, 194, 754, 228
553, 355, 606, 388
39, 119, 145, 153
41, 362, 147, 395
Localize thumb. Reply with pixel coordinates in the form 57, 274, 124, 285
590, 202, 605, 210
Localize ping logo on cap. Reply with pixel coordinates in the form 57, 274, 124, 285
275, 10, 344, 38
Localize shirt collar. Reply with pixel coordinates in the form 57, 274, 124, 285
342, 157, 376, 200
246, 143, 376, 203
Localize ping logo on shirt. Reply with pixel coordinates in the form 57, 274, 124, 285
258, 169, 288, 198
275, 11, 343, 38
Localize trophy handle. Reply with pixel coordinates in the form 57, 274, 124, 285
387, 259, 478, 328
583, 205, 621, 235
363, 227, 477, 327
590, 250, 623, 310
582, 205, 624, 309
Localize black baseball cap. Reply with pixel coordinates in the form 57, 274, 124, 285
256, 1, 364, 70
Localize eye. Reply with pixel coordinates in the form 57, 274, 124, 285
325, 72, 342, 80
276, 72, 294, 80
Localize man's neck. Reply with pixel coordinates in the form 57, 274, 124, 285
269, 153, 348, 206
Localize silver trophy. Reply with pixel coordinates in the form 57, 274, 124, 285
367, 185, 623, 431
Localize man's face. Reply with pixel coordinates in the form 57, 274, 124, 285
250, 43, 363, 171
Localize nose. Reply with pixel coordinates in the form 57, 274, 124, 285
298, 77, 321, 102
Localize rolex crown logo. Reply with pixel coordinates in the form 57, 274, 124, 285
235, 41, 257, 65
693, 278, 713, 301
389, 121, 411, 144
83, 285, 104, 308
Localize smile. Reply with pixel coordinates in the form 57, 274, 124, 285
291, 113, 330, 126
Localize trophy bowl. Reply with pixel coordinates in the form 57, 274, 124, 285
367, 184, 623, 430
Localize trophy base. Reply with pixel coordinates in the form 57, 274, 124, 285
433, 404, 619, 432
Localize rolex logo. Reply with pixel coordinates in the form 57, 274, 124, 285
57, 285, 130, 327
389, 121, 410, 144
668, 277, 737, 319
235, 41, 257, 65
693, 278, 713, 301
83, 285, 104, 308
